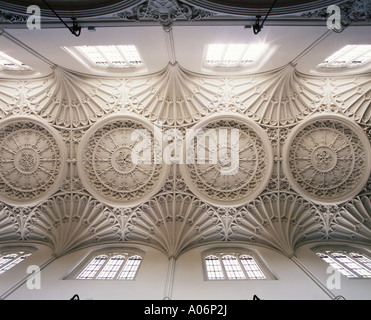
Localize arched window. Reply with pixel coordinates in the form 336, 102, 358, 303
202, 248, 273, 280
316, 249, 371, 279
0, 250, 31, 275
73, 249, 143, 280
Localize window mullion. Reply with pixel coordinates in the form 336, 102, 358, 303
96, 47, 111, 67
351, 259, 369, 277
346, 254, 371, 278
346, 49, 365, 67
219, 254, 228, 280
116, 255, 128, 279
0, 251, 31, 275
92, 255, 110, 279
360, 259, 371, 273
329, 252, 357, 278
236, 255, 247, 279
0, 253, 17, 271
116, 46, 130, 65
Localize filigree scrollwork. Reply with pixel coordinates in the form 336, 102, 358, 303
301, 0, 371, 32
116, 0, 214, 30
0, 10, 28, 23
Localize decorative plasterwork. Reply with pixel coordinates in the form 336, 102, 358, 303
115, 0, 215, 30
229, 64, 319, 127
8, 193, 120, 256
125, 192, 223, 257
77, 113, 168, 207
1, 64, 369, 129
0, 63, 369, 258
0, 10, 27, 23
302, 0, 371, 32
1, 0, 371, 31
183, 0, 340, 16
230, 193, 324, 256
317, 195, 371, 242
29, 67, 125, 129
282, 114, 371, 204
326, 75, 371, 125
122, 64, 214, 127
180, 113, 273, 207
0, 116, 66, 206
0, 0, 143, 19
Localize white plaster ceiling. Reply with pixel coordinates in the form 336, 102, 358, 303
0, 0, 370, 258
1, 21, 371, 79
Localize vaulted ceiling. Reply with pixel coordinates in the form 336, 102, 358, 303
0, 0, 370, 258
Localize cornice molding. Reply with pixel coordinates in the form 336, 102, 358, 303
0, 0, 143, 18
182, 0, 341, 16
115, 0, 215, 30
301, 0, 371, 32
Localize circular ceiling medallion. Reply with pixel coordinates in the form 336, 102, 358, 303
282, 114, 371, 204
77, 114, 168, 207
180, 113, 273, 207
0, 116, 66, 206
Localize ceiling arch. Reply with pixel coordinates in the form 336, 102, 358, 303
0, 62, 369, 259
0, 0, 370, 260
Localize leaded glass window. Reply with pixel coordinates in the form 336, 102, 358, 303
0, 251, 31, 275
203, 250, 269, 280
76, 252, 142, 280
317, 250, 371, 279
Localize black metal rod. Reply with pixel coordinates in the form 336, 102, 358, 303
41, 0, 81, 36
262, 0, 279, 26
253, 0, 279, 34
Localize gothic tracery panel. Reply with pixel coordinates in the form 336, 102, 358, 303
0, 116, 66, 206
180, 113, 273, 207
283, 114, 371, 204
77, 113, 168, 207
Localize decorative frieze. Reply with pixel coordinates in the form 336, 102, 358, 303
116, 0, 214, 30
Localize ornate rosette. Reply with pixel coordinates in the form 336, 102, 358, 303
0, 116, 65, 206
180, 113, 273, 207
77, 114, 168, 207
283, 114, 371, 204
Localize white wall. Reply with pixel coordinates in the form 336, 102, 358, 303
0, 242, 54, 300
2, 243, 169, 300
172, 244, 329, 300
1, 242, 370, 300
294, 243, 371, 300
